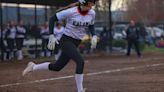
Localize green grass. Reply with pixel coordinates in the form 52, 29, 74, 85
143, 45, 164, 53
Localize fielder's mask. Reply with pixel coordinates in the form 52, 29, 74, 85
78, 0, 98, 5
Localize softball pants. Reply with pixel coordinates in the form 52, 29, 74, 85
49, 35, 84, 74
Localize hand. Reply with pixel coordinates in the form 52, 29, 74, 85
91, 35, 97, 49
47, 35, 59, 50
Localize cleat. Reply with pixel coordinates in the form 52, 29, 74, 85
22, 62, 35, 76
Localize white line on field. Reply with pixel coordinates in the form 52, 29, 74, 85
0, 63, 164, 88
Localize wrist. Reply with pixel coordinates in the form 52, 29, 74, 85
50, 34, 55, 37
49, 34, 55, 39
93, 35, 97, 37
92, 35, 97, 39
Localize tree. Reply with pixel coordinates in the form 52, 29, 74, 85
109, 0, 113, 53
126, 0, 164, 24
95, 0, 113, 53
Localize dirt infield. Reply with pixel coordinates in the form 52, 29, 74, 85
0, 53, 164, 92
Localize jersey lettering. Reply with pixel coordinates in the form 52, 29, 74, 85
73, 21, 90, 27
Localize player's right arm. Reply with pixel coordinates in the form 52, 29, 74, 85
48, 6, 73, 50
49, 7, 73, 34
49, 14, 58, 34
47, 13, 59, 50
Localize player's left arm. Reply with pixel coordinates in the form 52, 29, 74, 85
89, 10, 98, 49
89, 25, 97, 49
89, 25, 95, 36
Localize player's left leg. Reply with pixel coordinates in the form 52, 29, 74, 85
41, 39, 46, 57
63, 41, 85, 92
54, 44, 61, 60
55, 49, 62, 60
73, 54, 85, 92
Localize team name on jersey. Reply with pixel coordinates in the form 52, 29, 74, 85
72, 21, 90, 27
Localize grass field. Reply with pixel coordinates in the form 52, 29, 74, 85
144, 45, 164, 53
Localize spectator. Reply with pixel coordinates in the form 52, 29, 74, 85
138, 23, 147, 50
126, 20, 141, 57
99, 26, 108, 51
138, 23, 147, 43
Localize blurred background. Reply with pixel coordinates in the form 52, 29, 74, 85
0, 0, 164, 61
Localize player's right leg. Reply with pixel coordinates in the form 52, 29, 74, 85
22, 51, 70, 76
22, 62, 36, 76
22, 62, 51, 76
81, 88, 87, 92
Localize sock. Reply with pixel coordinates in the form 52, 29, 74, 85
3, 52, 7, 60
75, 74, 84, 92
33, 62, 50, 71
9, 51, 14, 59
17, 50, 23, 60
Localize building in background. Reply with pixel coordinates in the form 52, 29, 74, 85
2, 3, 48, 25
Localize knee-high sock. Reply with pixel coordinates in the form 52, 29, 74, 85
17, 50, 23, 60
33, 62, 50, 71
9, 51, 14, 59
3, 52, 7, 61
75, 74, 84, 92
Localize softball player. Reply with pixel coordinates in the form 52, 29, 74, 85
40, 22, 51, 57
6, 21, 16, 60
0, 26, 7, 61
16, 20, 26, 60
23, 0, 98, 92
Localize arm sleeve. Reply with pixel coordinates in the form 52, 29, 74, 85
89, 10, 96, 36
89, 25, 95, 36
49, 8, 72, 34
56, 9, 71, 21
49, 14, 58, 34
